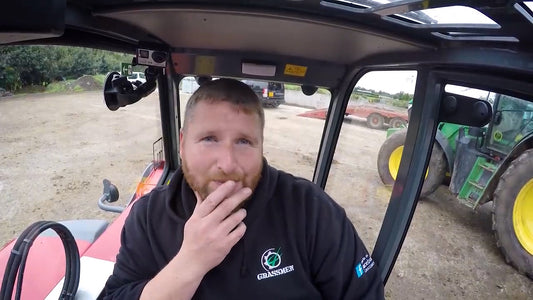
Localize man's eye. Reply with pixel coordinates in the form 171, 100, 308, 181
237, 138, 251, 145
201, 136, 217, 142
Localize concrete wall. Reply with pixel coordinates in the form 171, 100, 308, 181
181, 77, 200, 94
178, 79, 331, 110
284, 90, 330, 109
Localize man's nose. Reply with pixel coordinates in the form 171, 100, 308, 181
217, 143, 238, 174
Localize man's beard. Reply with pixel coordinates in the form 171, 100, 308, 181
182, 160, 262, 202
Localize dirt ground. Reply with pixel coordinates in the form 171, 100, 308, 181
0, 91, 532, 299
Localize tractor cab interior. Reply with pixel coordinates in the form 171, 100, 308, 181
1, 1, 533, 299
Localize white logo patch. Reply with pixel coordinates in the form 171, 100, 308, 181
256, 247, 295, 281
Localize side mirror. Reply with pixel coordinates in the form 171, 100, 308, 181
301, 85, 318, 96
439, 94, 492, 127
98, 179, 123, 213
103, 68, 159, 111
195, 76, 212, 86
102, 179, 119, 203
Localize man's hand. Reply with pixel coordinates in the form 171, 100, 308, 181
181, 180, 250, 275
140, 180, 250, 300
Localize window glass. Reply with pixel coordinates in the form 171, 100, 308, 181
331, 74, 533, 298
0, 46, 163, 246
445, 84, 491, 100
326, 70, 415, 254
328, 1, 497, 25
180, 76, 200, 94
262, 83, 327, 179
487, 94, 533, 154
178, 77, 327, 180
397, 6, 497, 25
127, 72, 146, 80
241, 79, 268, 89
268, 82, 284, 91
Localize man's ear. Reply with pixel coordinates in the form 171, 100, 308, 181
179, 129, 184, 155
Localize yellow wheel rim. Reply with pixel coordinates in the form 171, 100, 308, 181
513, 179, 533, 255
389, 146, 403, 180
388, 145, 428, 180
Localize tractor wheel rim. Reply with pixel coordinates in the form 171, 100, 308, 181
513, 178, 533, 255
388, 145, 429, 181
389, 146, 403, 180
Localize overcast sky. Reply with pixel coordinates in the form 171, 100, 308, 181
371, 2, 497, 24
355, 70, 492, 100
344, 3, 514, 96
356, 70, 417, 94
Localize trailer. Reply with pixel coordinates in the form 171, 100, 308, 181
298, 104, 408, 129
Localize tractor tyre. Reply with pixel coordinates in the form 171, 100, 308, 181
377, 128, 446, 198
390, 117, 407, 128
367, 113, 384, 129
492, 149, 533, 279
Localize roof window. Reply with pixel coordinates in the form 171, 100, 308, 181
515, 2, 533, 24
395, 5, 497, 25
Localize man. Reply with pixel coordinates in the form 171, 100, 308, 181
102, 78, 384, 299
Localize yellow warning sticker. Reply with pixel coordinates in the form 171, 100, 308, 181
284, 64, 307, 77
195, 56, 216, 75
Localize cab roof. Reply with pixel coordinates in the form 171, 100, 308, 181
2, 1, 533, 87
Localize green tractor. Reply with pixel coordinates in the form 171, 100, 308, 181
377, 93, 533, 278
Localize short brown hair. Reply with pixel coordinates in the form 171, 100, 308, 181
183, 78, 265, 131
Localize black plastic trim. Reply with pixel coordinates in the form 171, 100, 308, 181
373, 67, 442, 283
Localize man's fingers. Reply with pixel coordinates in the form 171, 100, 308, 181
193, 191, 203, 207
226, 222, 247, 246
194, 181, 238, 217
219, 208, 247, 234
209, 187, 251, 222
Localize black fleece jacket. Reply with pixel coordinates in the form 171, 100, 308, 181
102, 161, 384, 299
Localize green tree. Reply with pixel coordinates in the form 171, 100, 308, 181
0, 45, 133, 91
0, 66, 21, 90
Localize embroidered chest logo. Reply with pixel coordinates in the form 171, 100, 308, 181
262, 249, 281, 270
355, 254, 375, 278
256, 248, 295, 280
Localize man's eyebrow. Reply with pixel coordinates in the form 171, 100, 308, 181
193, 129, 217, 137
239, 133, 260, 144
191, 128, 260, 142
